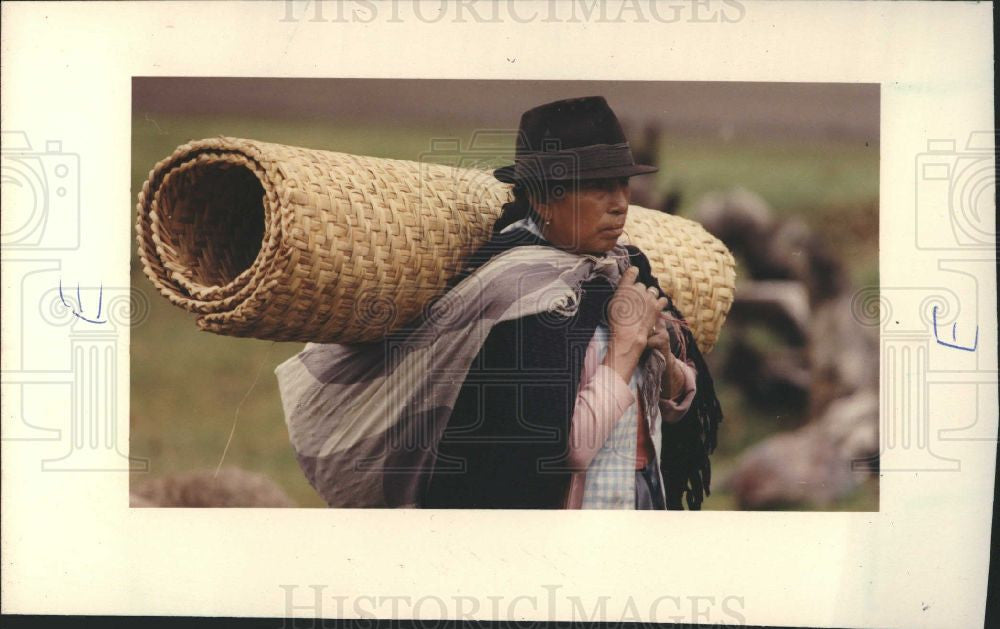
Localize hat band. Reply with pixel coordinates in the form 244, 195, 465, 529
512, 142, 635, 180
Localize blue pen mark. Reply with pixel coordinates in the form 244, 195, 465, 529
933, 305, 977, 352
58, 278, 107, 324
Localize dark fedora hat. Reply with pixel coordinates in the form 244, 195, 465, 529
493, 95, 658, 184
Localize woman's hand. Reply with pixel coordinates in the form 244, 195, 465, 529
603, 266, 668, 383
646, 312, 673, 356
608, 266, 669, 346
647, 307, 690, 401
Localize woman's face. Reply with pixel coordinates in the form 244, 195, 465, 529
535, 177, 631, 254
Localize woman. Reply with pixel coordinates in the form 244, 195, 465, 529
422, 96, 722, 510
277, 96, 721, 510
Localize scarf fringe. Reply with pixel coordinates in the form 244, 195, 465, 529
660, 298, 724, 511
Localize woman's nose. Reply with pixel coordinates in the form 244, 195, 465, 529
609, 183, 630, 211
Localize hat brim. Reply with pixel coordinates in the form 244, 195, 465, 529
493, 163, 658, 184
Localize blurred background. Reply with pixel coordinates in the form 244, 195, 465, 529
130, 78, 879, 510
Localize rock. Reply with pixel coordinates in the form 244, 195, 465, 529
692, 188, 775, 259
691, 187, 878, 509
725, 390, 878, 509
722, 338, 811, 411
130, 467, 297, 508
808, 293, 880, 417
726, 280, 811, 344
692, 189, 848, 302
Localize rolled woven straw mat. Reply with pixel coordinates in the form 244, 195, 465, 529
136, 137, 735, 352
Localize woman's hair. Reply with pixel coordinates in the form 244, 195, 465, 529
491, 178, 577, 233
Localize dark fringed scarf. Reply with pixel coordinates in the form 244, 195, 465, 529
656, 290, 723, 510
619, 230, 723, 510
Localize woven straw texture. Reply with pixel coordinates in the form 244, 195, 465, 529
136, 137, 735, 352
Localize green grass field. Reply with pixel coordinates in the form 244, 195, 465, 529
130, 113, 878, 510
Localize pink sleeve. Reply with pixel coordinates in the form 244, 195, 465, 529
659, 359, 697, 424
565, 335, 636, 472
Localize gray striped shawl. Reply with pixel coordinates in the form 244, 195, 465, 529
275, 238, 666, 507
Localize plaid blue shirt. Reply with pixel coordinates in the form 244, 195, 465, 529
579, 325, 665, 509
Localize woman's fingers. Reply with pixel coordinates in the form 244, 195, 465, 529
618, 266, 639, 288
646, 329, 670, 351
642, 291, 664, 317
612, 269, 673, 341
652, 314, 667, 330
